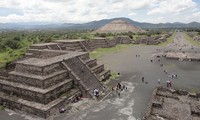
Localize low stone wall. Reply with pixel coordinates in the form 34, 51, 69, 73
144, 87, 200, 119
191, 103, 200, 117
0, 89, 80, 118
48, 44, 61, 50
8, 70, 69, 89
0, 80, 74, 104
27, 49, 65, 59
143, 87, 158, 119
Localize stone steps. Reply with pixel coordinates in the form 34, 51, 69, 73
79, 41, 91, 52
64, 57, 104, 95
0, 78, 73, 104
0, 88, 80, 118
85, 58, 97, 68
98, 69, 111, 81
47, 45, 61, 50
91, 64, 104, 74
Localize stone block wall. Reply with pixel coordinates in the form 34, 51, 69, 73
27, 50, 65, 59
0, 80, 73, 104
0, 89, 80, 118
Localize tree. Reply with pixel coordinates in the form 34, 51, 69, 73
13, 36, 21, 41
4, 39, 20, 49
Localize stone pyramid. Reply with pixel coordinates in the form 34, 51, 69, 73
94, 19, 144, 33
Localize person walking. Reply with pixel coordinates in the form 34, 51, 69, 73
117, 82, 122, 90
142, 77, 144, 82
158, 79, 160, 84
116, 90, 120, 97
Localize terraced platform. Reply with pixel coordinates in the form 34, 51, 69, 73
0, 49, 110, 118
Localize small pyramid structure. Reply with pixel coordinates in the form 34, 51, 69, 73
94, 19, 144, 33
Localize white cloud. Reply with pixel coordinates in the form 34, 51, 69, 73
128, 13, 136, 16
0, 0, 199, 23
147, 0, 197, 15
193, 11, 200, 16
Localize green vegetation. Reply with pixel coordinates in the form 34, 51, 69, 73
190, 88, 200, 93
0, 29, 162, 68
0, 105, 4, 111
60, 92, 69, 97
103, 71, 120, 85
0, 30, 95, 68
89, 44, 133, 59
109, 72, 119, 80
95, 31, 162, 40
184, 33, 200, 46
158, 32, 175, 46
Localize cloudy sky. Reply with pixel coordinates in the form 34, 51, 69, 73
0, 0, 200, 23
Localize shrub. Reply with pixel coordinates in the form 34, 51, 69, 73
4, 39, 21, 49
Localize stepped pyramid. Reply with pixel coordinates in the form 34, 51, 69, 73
0, 41, 111, 118
94, 19, 144, 33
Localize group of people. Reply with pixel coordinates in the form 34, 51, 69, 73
111, 82, 127, 97
163, 69, 177, 87
166, 80, 172, 87
93, 89, 99, 98
136, 54, 140, 57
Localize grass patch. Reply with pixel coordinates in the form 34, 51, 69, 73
0, 105, 4, 111
103, 72, 120, 85
106, 36, 114, 40
163, 63, 176, 69
60, 92, 70, 97
0, 48, 27, 68
189, 88, 200, 93
89, 44, 133, 59
158, 33, 175, 46
0, 38, 32, 69
184, 33, 200, 47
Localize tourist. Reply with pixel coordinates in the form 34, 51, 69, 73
59, 108, 66, 113
175, 74, 177, 78
116, 90, 120, 97
142, 77, 144, 82
150, 60, 153, 62
169, 81, 172, 87
171, 74, 174, 78
158, 79, 160, 84
94, 89, 99, 98
166, 81, 170, 87
122, 85, 127, 91
112, 86, 115, 91
117, 82, 122, 90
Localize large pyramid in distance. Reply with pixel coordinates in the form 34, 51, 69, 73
94, 19, 144, 33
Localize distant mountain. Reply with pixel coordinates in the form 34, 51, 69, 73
0, 17, 200, 30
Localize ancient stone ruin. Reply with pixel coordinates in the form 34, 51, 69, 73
144, 87, 200, 120
0, 40, 111, 118
93, 19, 145, 33
164, 51, 200, 61
0, 33, 172, 118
